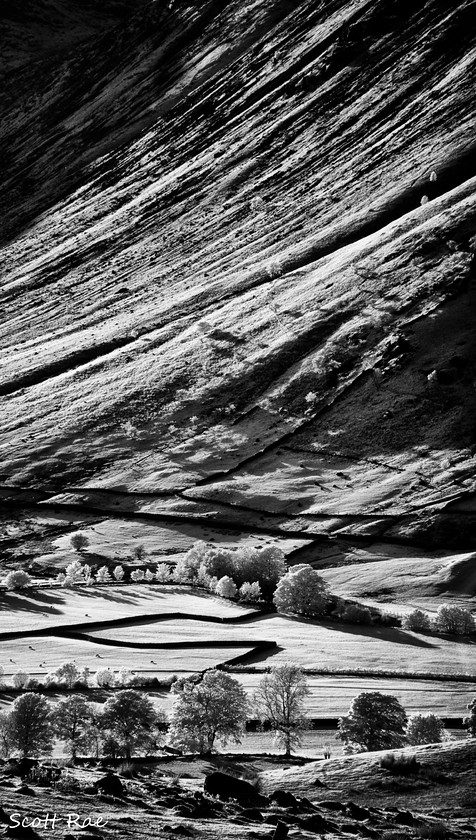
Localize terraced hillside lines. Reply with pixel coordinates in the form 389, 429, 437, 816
0, 584, 251, 635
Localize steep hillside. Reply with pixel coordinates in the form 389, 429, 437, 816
1, 0, 476, 558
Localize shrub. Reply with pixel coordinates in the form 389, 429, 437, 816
338, 692, 407, 752
113, 565, 125, 581
4, 570, 32, 590
406, 714, 445, 745
130, 569, 145, 582
274, 564, 329, 617
215, 576, 237, 598
145, 569, 155, 582
402, 609, 431, 632
380, 752, 421, 776
434, 605, 475, 635
334, 602, 373, 625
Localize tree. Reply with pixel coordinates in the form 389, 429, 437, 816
338, 692, 407, 753
117, 667, 133, 687
274, 565, 329, 617
132, 545, 146, 563
95, 668, 116, 688
215, 576, 237, 598
4, 570, 32, 590
168, 670, 247, 753
63, 559, 89, 587
235, 546, 286, 592
9, 693, 53, 758
53, 695, 92, 759
145, 569, 155, 582
96, 566, 112, 583
50, 661, 82, 689
113, 565, 125, 581
406, 713, 445, 745
464, 698, 476, 736
155, 564, 172, 582
100, 690, 159, 758
238, 581, 262, 602
12, 670, 30, 689
130, 569, 145, 582
434, 605, 475, 635
402, 609, 431, 632
333, 601, 373, 625
0, 712, 14, 758
70, 533, 89, 552
253, 664, 309, 756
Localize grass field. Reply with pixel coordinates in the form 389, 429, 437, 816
0, 635, 255, 678
88, 612, 476, 676
0, 584, 251, 634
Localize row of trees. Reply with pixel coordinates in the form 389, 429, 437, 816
2, 664, 476, 760
0, 662, 145, 691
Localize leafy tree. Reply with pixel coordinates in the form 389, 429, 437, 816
132, 545, 147, 563
9, 693, 53, 758
406, 713, 445, 745
253, 663, 309, 756
63, 560, 89, 587
130, 569, 145, 582
215, 576, 237, 598
338, 692, 407, 753
434, 605, 475, 635
100, 690, 159, 758
96, 566, 112, 583
168, 670, 247, 752
53, 695, 92, 759
235, 546, 286, 592
145, 569, 155, 582
0, 711, 14, 758
4, 570, 32, 590
239, 581, 262, 602
117, 667, 133, 687
12, 670, 30, 689
50, 661, 82, 689
113, 565, 125, 581
464, 698, 476, 736
95, 668, 116, 688
402, 609, 431, 632
70, 533, 89, 552
155, 564, 172, 582
274, 565, 329, 617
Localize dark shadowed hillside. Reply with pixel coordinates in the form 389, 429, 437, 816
1, 0, 476, 581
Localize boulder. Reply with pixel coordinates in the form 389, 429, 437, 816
347, 801, 372, 821
94, 773, 124, 797
239, 808, 264, 822
270, 789, 299, 809
204, 772, 268, 805
299, 814, 337, 834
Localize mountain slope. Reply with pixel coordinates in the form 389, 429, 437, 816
1, 0, 476, 554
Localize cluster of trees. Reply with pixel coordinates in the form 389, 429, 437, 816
403, 605, 475, 636
0, 690, 166, 760
3, 661, 474, 762
337, 691, 456, 753
0, 661, 145, 692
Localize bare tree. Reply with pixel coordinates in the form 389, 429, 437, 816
253, 663, 309, 757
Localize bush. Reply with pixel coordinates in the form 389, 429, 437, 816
130, 569, 145, 582
380, 752, 421, 776
12, 670, 30, 690
4, 570, 32, 590
406, 714, 445, 745
334, 602, 373, 625
402, 609, 431, 632
113, 565, 125, 581
274, 565, 329, 617
434, 605, 475, 635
